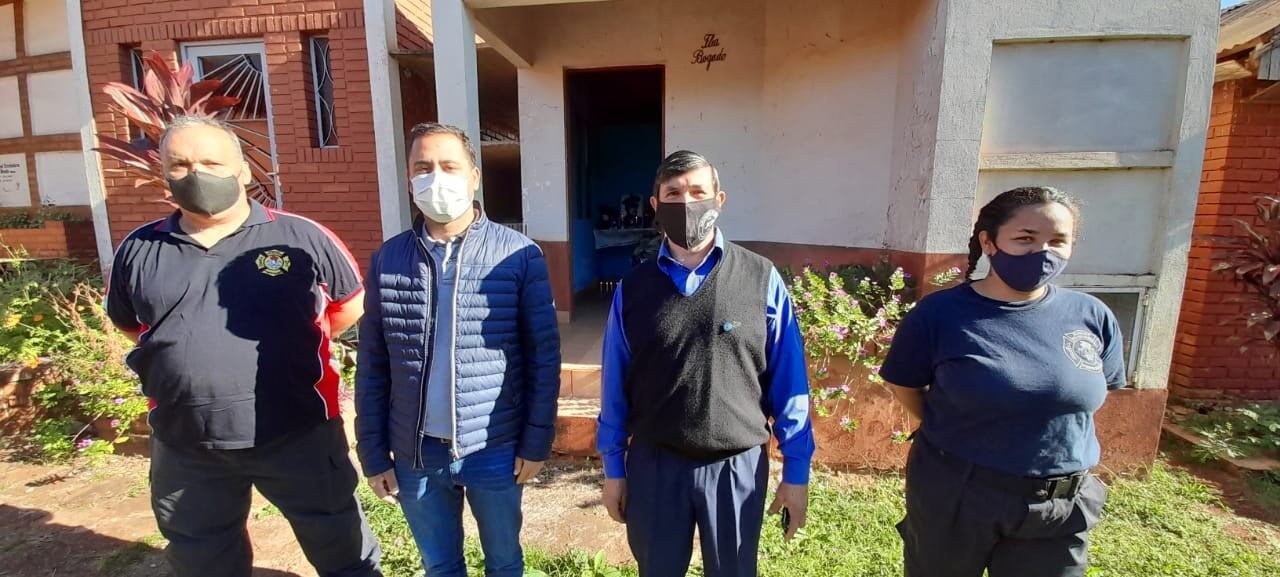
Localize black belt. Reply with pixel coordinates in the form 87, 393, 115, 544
917, 436, 1088, 501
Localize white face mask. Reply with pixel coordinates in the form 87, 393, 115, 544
411, 171, 473, 223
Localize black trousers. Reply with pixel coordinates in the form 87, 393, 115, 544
149, 419, 382, 577
897, 439, 1108, 577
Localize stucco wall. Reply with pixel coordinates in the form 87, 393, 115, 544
495, 0, 908, 245
945, 0, 1218, 390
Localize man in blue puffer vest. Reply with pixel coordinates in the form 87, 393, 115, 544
354, 123, 561, 577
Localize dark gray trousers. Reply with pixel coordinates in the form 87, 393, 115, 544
624, 443, 769, 577
898, 439, 1108, 577
150, 419, 382, 577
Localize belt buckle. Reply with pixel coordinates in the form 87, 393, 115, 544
1039, 475, 1082, 500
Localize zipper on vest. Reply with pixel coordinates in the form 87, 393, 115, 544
413, 236, 438, 470
447, 233, 467, 461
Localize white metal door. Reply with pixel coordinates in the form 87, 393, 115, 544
181, 41, 283, 207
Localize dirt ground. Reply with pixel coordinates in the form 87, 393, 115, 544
0, 448, 630, 577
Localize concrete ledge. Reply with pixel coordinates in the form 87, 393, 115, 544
979, 151, 1175, 171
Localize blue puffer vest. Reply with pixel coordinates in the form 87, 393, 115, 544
354, 211, 561, 476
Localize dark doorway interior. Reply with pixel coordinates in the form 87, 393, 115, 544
565, 67, 664, 311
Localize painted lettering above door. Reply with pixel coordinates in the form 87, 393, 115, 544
692, 34, 727, 71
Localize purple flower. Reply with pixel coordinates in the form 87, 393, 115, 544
870, 365, 882, 375
113, 397, 125, 405
75, 438, 93, 450
840, 384, 851, 394
823, 260, 831, 267
834, 289, 847, 298
803, 292, 813, 300
858, 347, 868, 356
840, 416, 853, 427
110, 419, 121, 429
879, 318, 889, 328
892, 295, 901, 303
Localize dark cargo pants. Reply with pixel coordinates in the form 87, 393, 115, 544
897, 438, 1108, 577
150, 418, 382, 577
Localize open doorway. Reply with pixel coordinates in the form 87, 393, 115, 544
563, 67, 664, 364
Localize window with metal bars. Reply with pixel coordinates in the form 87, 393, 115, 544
309, 37, 338, 148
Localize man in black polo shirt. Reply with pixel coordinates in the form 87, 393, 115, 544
106, 116, 382, 577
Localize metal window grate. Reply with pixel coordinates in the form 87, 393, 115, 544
197, 53, 268, 121
310, 37, 338, 148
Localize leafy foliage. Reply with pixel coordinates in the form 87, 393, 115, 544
0, 254, 99, 367
786, 257, 961, 416
1213, 195, 1280, 353
1182, 403, 1280, 462
93, 51, 275, 206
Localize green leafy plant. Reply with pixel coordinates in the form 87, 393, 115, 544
0, 252, 98, 367
26, 283, 148, 462
1213, 195, 1280, 354
0, 209, 89, 230
1182, 403, 1280, 462
787, 257, 961, 419
94, 50, 276, 206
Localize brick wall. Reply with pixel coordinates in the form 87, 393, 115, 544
1172, 78, 1280, 401
81, 0, 384, 264
0, 220, 98, 260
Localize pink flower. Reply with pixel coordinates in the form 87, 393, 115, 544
840, 384, 851, 394
113, 398, 125, 405
803, 292, 813, 300
834, 289, 847, 298
110, 419, 121, 429
879, 317, 889, 328
870, 365, 882, 375
840, 416, 852, 427
75, 438, 93, 450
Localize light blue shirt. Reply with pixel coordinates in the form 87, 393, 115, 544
597, 231, 816, 485
424, 229, 461, 439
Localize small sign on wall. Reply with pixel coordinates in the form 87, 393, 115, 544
692, 33, 728, 71
0, 154, 31, 208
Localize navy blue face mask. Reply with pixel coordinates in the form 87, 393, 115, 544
988, 249, 1068, 292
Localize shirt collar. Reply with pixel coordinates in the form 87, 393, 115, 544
154, 199, 272, 233
657, 228, 724, 271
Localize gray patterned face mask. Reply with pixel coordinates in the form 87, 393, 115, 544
167, 171, 242, 216
657, 198, 719, 250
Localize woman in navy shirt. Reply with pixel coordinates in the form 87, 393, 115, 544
882, 186, 1126, 577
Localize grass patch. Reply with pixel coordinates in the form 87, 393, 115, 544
1091, 464, 1279, 576
253, 503, 281, 521
98, 532, 166, 576
359, 462, 1279, 577
1245, 471, 1280, 517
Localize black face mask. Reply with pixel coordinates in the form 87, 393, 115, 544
166, 171, 242, 216
656, 198, 720, 250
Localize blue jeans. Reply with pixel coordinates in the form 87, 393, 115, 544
394, 439, 524, 577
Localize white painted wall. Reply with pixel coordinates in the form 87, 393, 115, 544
35, 151, 90, 206
983, 40, 1185, 154
0, 154, 30, 208
937, 0, 1218, 389
976, 169, 1168, 275
499, 0, 906, 245
27, 68, 80, 135
0, 4, 16, 62
756, 0, 903, 248
0, 76, 22, 139
22, 0, 69, 56
886, 0, 946, 254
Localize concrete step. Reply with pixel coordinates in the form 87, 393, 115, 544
554, 396, 600, 457
560, 363, 602, 399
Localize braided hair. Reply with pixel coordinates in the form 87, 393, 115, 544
965, 186, 1080, 281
